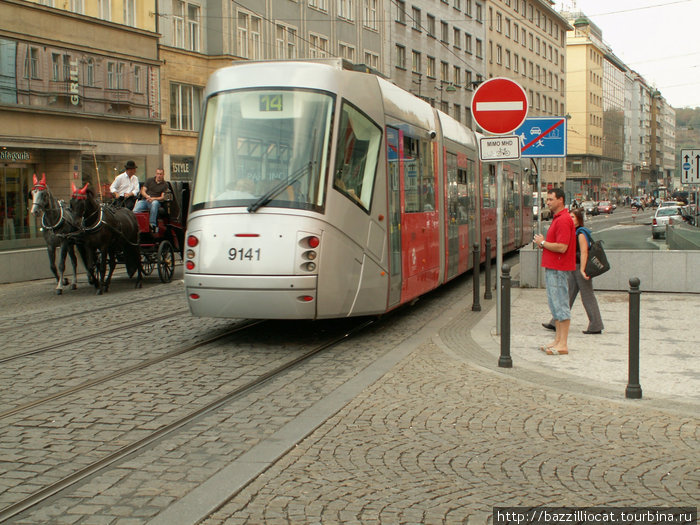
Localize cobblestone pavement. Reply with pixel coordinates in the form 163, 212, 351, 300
204, 340, 697, 524
2, 266, 697, 524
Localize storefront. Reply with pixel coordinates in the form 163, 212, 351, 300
1, 148, 42, 250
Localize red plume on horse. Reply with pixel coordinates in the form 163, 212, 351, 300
71, 182, 89, 200
33, 173, 47, 191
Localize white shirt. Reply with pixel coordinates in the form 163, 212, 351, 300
110, 171, 140, 197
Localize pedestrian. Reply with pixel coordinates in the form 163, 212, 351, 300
542, 207, 603, 335
133, 167, 169, 233
110, 160, 140, 209
533, 188, 576, 355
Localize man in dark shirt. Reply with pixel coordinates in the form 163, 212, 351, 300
133, 168, 169, 232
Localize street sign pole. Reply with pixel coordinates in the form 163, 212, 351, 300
535, 158, 542, 289
496, 161, 503, 333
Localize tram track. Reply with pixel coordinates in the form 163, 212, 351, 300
0, 308, 191, 364
0, 318, 262, 420
0, 317, 374, 523
0, 288, 184, 331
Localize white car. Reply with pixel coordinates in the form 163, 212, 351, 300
651, 206, 684, 239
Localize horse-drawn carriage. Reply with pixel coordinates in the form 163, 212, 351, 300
30, 173, 189, 294
132, 182, 189, 283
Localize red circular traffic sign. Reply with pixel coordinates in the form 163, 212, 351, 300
471, 77, 528, 135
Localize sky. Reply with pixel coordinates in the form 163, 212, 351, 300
559, 0, 700, 108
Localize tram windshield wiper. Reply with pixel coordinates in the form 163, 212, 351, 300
247, 161, 315, 213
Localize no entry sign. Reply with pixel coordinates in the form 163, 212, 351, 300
471, 77, 528, 135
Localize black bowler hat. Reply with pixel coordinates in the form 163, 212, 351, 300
125, 160, 137, 169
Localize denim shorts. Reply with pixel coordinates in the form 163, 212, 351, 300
545, 268, 571, 321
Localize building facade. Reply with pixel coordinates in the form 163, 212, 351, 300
0, 0, 161, 252
486, 0, 570, 188
384, 0, 486, 125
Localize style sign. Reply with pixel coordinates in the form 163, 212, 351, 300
478, 136, 521, 161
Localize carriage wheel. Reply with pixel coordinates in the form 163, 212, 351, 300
141, 253, 155, 276
157, 240, 175, 283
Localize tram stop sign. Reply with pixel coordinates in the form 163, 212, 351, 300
471, 77, 528, 135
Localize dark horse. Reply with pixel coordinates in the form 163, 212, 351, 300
30, 173, 92, 294
70, 183, 142, 294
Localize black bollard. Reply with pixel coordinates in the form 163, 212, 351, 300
472, 242, 481, 311
498, 263, 513, 368
626, 277, 643, 399
484, 237, 492, 300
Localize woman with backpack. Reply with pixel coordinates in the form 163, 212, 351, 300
542, 207, 604, 335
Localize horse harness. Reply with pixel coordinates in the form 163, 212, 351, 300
82, 204, 140, 247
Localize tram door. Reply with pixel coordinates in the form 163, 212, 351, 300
386, 127, 402, 307
445, 151, 459, 279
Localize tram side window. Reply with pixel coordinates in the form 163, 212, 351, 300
333, 102, 383, 211
403, 135, 435, 212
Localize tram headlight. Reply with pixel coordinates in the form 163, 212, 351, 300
303, 250, 317, 260
186, 249, 196, 259
304, 262, 316, 272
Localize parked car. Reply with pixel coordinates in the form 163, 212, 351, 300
651, 206, 684, 239
660, 200, 685, 208
597, 200, 613, 214
581, 200, 599, 216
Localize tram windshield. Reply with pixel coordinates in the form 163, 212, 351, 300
191, 89, 334, 212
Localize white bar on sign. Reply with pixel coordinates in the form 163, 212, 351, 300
475, 101, 524, 111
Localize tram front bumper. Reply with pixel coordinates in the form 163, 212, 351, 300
184, 274, 318, 319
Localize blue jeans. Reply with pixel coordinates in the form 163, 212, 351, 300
545, 268, 571, 321
133, 199, 161, 227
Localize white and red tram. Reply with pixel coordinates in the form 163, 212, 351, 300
184, 59, 533, 319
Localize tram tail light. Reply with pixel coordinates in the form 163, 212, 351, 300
185, 232, 200, 272
307, 236, 320, 248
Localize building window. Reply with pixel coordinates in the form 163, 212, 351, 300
364, 51, 379, 69
309, 0, 328, 10
51, 53, 61, 81
237, 11, 262, 59
338, 41, 355, 61
396, 0, 406, 23
363, 0, 377, 29
465, 34, 472, 54
70, 0, 84, 14
496, 45, 502, 65
123, 0, 135, 26
412, 50, 421, 74
107, 62, 125, 89
338, 0, 355, 21
99, 0, 111, 20
86, 58, 95, 86
309, 33, 329, 58
441, 21, 449, 42
173, 1, 200, 51
24, 47, 39, 79
134, 65, 143, 93
427, 14, 436, 37
475, 39, 482, 59
396, 44, 406, 69
412, 7, 421, 31
276, 24, 297, 59
475, 2, 483, 23
427, 56, 435, 78
454, 65, 461, 86
453, 27, 461, 48
440, 61, 449, 83
170, 83, 202, 131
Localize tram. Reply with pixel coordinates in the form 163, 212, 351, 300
184, 59, 533, 319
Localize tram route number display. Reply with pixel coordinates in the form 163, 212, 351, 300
228, 247, 262, 261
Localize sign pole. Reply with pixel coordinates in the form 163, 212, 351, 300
535, 158, 542, 289
496, 161, 503, 334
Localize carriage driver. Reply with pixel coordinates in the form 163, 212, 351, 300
133, 168, 169, 233
110, 160, 140, 209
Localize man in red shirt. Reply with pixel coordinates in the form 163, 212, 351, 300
533, 188, 576, 355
